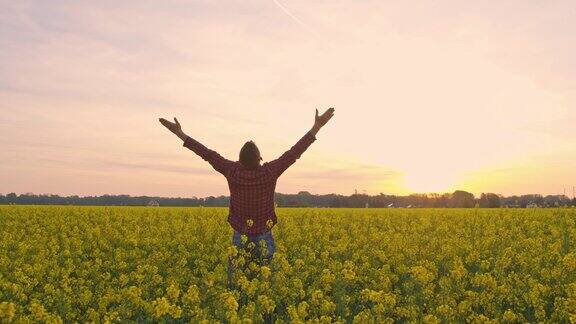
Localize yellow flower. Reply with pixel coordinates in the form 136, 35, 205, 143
119, 274, 128, 287
257, 295, 276, 314
502, 309, 518, 323
261, 266, 271, 279
169, 305, 182, 319
0, 302, 16, 322
166, 283, 180, 302
246, 219, 254, 228
227, 245, 238, 258
221, 291, 239, 313
266, 219, 274, 229
152, 297, 169, 318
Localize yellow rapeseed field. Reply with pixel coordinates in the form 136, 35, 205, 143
1, 205, 575, 323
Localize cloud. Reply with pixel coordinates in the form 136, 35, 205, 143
89, 159, 213, 175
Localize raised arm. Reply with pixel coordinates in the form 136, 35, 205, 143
266, 108, 335, 177
159, 117, 235, 177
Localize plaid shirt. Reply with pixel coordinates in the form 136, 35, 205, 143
183, 131, 316, 235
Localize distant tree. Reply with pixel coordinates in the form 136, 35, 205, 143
0, 191, 567, 208
297, 191, 314, 207
348, 193, 368, 208
407, 194, 428, 208
427, 193, 450, 208
449, 190, 475, 208
479, 193, 502, 208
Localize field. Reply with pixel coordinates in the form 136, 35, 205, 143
1, 206, 575, 323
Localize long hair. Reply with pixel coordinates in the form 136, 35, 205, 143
239, 140, 262, 170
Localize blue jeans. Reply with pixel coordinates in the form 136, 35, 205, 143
232, 230, 276, 260
228, 230, 275, 286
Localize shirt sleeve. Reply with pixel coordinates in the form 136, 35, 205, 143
265, 131, 316, 178
183, 136, 235, 177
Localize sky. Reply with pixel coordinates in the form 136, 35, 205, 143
1, 0, 575, 198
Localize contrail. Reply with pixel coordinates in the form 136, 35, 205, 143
271, 0, 320, 40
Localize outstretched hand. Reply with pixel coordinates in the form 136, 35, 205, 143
159, 117, 184, 138
314, 107, 335, 128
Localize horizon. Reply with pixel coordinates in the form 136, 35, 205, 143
2, 189, 575, 200
1, 1, 575, 197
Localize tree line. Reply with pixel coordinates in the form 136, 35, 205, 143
1, 191, 575, 208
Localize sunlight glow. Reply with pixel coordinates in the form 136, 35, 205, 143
403, 169, 458, 194
0, 1, 574, 197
